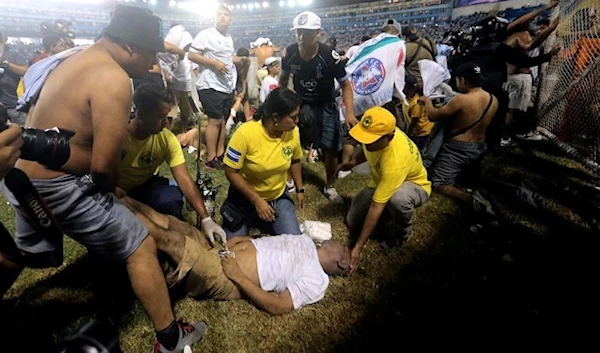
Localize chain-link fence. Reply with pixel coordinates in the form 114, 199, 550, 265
537, 0, 600, 174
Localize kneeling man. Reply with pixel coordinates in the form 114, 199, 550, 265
119, 83, 225, 241
339, 107, 431, 273
122, 197, 351, 315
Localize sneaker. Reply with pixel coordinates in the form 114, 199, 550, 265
323, 186, 344, 204
308, 149, 320, 163
500, 137, 516, 147
472, 190, 497, 218
286, 179, 296, 193
516, 131, 543, 141
204, 158, 222, 170
153, 319, 208, 353
337, 170, 352, 179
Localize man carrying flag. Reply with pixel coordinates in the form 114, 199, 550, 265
338, 19, 408, 178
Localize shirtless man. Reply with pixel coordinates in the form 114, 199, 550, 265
0, 5, 206, 353
420, 63, 499, 214
504, 0, 559, 139
121, 196, 350, 315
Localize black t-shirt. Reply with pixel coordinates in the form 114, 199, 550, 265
0, 47, 27, 109
282, 42, 348, 105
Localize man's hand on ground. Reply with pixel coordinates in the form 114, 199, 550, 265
255, 198, 276, 222
201, 217, 226, 246
221, 253, 243, 282
349, 246, 362, 275
337, 159, 357, 173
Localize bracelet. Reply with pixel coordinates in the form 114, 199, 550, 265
297, 187, 306, 193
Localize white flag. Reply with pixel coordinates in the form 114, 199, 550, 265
345, 33, 407, 116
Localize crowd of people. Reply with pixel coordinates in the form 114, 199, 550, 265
0, 0, 578, 352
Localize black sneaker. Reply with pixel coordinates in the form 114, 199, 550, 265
153, 319, 208, 353
204, 158, 222, 170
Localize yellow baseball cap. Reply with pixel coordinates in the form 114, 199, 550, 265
349, 107, 397, 144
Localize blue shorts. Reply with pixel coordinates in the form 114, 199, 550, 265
1, 174, 148, 266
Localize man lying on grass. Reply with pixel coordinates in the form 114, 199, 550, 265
121, 196, 351, 315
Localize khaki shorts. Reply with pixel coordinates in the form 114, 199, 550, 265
163, 225, 239, 301
169, 89, 193, 120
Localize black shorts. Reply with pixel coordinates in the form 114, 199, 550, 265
198, 89, 234, 120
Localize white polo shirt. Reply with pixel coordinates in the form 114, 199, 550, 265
190, 27, 237, 94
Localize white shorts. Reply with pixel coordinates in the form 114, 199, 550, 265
504, 73, 533, 112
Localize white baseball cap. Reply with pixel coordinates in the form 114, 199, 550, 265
250, 37, 273, 49
263, 57, 280, 68
290, 11, 321, 31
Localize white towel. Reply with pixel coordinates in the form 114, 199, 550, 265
300, 221, 332, 245
418, 59, 451, 99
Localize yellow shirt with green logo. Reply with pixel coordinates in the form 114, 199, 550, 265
224, 120, 302, 201
118, 129, 186, 192
364, 128, 432, 203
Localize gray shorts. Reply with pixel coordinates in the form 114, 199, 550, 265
431, 140, 486, 187
1, 174, 148, 265
504, 73, 532, 112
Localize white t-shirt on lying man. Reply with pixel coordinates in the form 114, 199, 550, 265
251, 234, 329, 310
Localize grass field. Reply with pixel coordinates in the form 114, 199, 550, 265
1, 141, 598, 352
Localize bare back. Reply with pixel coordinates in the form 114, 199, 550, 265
450, 88, 498, 143
16, 45, 133, 180
505, 31, 533, 74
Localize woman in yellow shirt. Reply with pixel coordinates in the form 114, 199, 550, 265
222, 87, 305, 237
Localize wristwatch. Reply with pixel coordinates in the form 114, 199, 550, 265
297, 187, 306, 193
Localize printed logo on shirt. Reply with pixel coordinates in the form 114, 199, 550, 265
282, 146, 293, 160
300, 79, 318, 92
315, 62, 323, 79
350, 58, 386, 96
331, 50, 342, 64
139, 152, 157, 166
226, 146, 242, 163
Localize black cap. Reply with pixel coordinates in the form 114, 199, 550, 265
454, 62, 482, 85
103, 4, 165, 52
405, 74, 418, 88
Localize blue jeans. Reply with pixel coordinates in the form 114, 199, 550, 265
129, 176, 184, 220
220, 186, 301, 238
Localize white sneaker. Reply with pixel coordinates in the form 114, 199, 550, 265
337, 170, 352, 179
308, 149, 320, 163
500, 137, 516, 147
516, 131, 543, 141
323, 186, 344, 204
286, 179, 296, 193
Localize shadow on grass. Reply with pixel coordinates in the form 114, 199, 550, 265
1, 256, 137, 351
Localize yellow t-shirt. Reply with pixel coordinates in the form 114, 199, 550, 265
224, 120, 302, 201
404, 94, 434, 137
118, 129, 186, 192
364, 128, 432, 203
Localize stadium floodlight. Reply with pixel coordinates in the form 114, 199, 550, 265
149, 0, 156, 5
254, 2, 260, 8
298, 0, 312, 5
242, 4, 247, 9
263, 1, 269, 7
169, 0, 176, 6
279, 0, 285, 6
236, 4, 241, 9
288, 0, 296, 7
